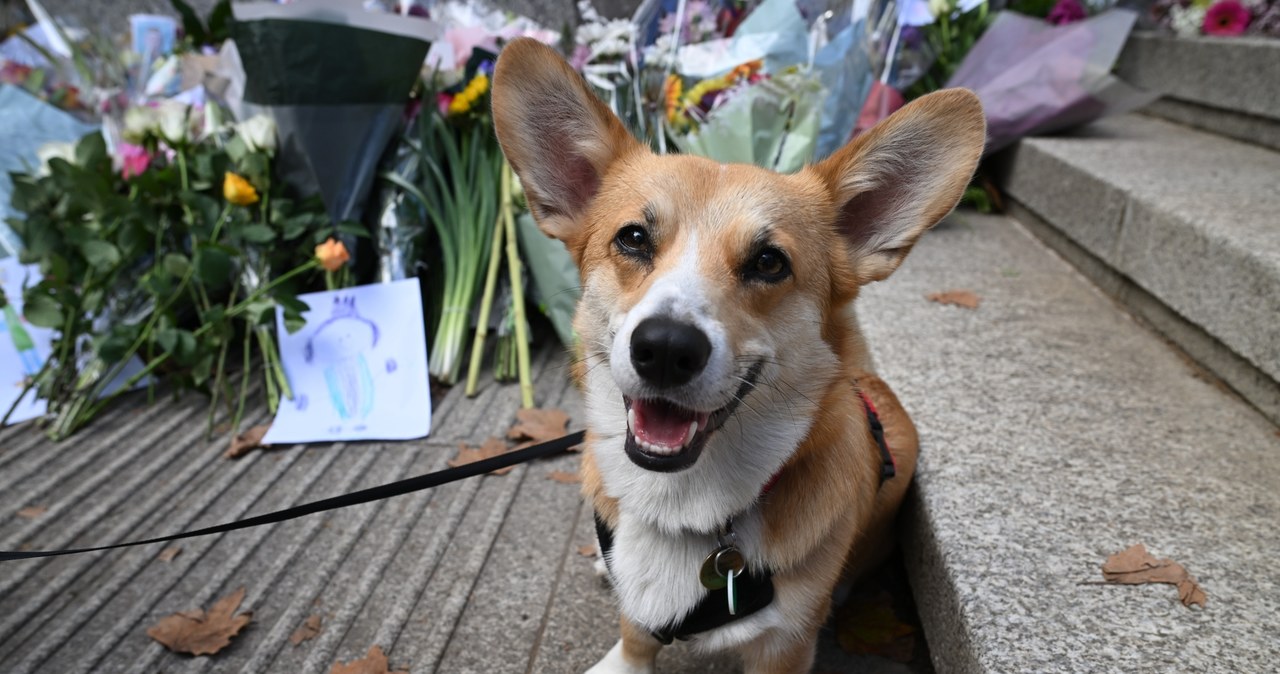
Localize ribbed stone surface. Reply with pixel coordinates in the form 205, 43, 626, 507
859, 211, 1280, 673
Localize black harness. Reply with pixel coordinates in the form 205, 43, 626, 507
595, 392, 896, 643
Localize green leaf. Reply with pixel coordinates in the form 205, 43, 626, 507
225, 135, 249, 164
96, 327, 137, 364
156, 328, 198, 363
78, 240, 121, 271
191, 352, 214, 386
242, 298, 276, 325
23, 294, 64, 328
195, 245, 232, 289
207, 0, 234, 43
169, 0, 206, 44
163, 252, 192, 278
74, 132, 107, 170
239, 224, 276, 244
82, 288, 105, 313
284, 311, 306, 334
281, 215, 310, 241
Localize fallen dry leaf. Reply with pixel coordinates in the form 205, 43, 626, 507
1100, 543, 1207, 608
449, 437, 517, 475
225, 424, 272, 459
330, 645, 407, 674
290, 614, 323, 646
147, 587, 253, 655
547, 470, 580, 484
16, 506, 47, 519
834, 591, 915, 662
507, 407, 570, 444
158, 547, 183, 562
925, 289, 980, 309
577, 544, 597, 558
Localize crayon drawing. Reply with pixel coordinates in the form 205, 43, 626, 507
264, 279, 431, 444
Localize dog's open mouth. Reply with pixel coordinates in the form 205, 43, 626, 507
623, 362, 763, 472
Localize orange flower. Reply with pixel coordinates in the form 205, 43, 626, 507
314, 238, 350, 272
222, 172, 259, 206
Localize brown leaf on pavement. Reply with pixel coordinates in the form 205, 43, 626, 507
925, 289, 981, 309
290, 614, 323, 646
16, 506, 47, 519
158, 547, 183, 562
449, 437, 517, 475
834, 591, 915, 662
577, 544, 597, 558
547, 470, 580, 484
330, 645, 408, 674
146, 587, 253, 655
507, 407, 570, 443
225, 424, 272, 459
1100, 543, 1207, 608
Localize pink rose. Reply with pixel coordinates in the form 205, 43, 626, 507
119, 143, 152, 180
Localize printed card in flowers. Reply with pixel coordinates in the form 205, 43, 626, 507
263, 279, 431, 444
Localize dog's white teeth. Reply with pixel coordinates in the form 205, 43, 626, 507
683, 421, 698, 448
627, 408, 636, 433
637, 438, 679, 456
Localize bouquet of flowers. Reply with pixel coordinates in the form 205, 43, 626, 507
1151, 0, 1280, 37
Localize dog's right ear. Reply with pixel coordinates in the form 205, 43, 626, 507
492, 38, 641, 247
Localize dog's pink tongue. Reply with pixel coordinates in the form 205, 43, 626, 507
631, 400, 708, 448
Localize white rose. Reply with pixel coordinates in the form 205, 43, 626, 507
235, 114, 277, 155
928, 0, 952, 18
123, 106, 157, 143
35, 141, 77, 177
155, 101, 191, 145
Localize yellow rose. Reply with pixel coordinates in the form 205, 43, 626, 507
223, 172, 260, 206
315, 238, 350, 272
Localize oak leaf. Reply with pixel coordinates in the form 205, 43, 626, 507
16, 505, 47, 519
1100, 543, 1207, 608
146, 587, 253, 655
290, 614, 323, 646
449, 437, 517, 475
547, 470, 580, 484
225, 424, 271, 459
158, 547, 183, 562
507, 407, 570, 444
330, 645, 407, 674
925, 290, 980, 309
834, 592, 915, 662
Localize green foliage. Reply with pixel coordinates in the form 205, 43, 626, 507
6, 116, 331, 439
170, 0, 234, 49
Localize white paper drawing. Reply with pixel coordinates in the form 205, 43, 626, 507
0, 257, 54, 425
263, 279, 431, 444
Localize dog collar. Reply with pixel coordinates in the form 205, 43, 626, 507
594, 387, 895, 644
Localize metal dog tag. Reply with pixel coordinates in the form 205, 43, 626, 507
699, 545, 745, 590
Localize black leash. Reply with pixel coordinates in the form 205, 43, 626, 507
0, 430, 586, 562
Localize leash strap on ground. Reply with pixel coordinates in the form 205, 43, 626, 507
0, 430, 586, 562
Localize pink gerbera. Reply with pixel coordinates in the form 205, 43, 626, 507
1202, 0, 1251, 36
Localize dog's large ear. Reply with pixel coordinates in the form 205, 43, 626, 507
492, 38, 642, 246
811, 89, 986, 284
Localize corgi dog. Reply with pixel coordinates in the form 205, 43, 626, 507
492, 39, 985, 674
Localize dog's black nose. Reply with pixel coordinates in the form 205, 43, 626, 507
630, 317, 712, 389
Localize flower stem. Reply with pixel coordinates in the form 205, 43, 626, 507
500, 163, 534, 409
465, 212, 506, 397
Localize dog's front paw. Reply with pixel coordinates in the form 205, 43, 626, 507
584, 640, 654, 674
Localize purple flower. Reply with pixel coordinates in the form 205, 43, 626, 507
1203, 0, 1251, 35
1047, 0, 1087, 25
478, 59, 495, 76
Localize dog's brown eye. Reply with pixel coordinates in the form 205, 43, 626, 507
748, 247, 790, 282
615, 225, 651, 257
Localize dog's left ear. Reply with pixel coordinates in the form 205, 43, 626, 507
811, 88, 986, 284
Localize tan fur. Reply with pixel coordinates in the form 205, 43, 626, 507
493, 38, 983, 674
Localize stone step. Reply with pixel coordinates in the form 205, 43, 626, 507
857, 210, 1280, 674
992, 113, 1280, 424
1117, 32, 1280, 151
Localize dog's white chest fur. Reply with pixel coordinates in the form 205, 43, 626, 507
605, 510, 762, 633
